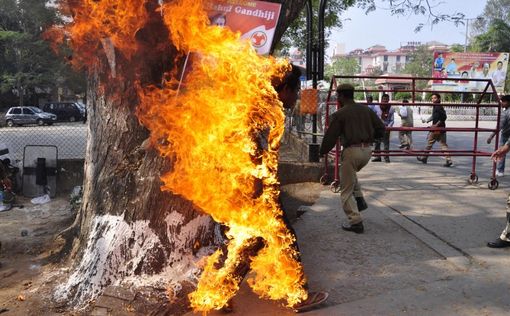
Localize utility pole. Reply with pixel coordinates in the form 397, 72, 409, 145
464, 17, 483, 52
464, 19, 469, 52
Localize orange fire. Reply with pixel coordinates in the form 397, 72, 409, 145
58, 0, 307, 312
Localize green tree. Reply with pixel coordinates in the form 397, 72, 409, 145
449, 44, 465, 52
473, 0, 510, 34
324, 56, 360, 81
0, 31, 59, 105
0, 0, 85, 106
277, 0, 465, 55
472, 19, 510, 92
472, 19, 510, 52
276, 0, 363, 55
402, 45, 433, 88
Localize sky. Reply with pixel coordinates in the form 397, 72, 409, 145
327, 0, 487, 59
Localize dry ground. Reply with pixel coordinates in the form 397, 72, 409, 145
0, 183, 324, 315
0, 196, 75, 315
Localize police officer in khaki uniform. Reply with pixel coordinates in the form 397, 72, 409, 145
320, 84, 385, 233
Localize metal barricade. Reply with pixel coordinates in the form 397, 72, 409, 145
321, 75, 501, 191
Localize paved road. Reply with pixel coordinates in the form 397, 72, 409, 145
0, 123, 86, 161
190, 119, 510, 316
385, 119, 499, 184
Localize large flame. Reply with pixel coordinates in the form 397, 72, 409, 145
58, 0, 307, 312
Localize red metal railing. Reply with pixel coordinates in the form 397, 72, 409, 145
321, 75, 501, 191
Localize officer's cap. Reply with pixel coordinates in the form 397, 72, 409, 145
336, 83, 354, 93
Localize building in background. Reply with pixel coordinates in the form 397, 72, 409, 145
330, 41, 449, 75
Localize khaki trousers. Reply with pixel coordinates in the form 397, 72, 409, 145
418, 132, 452, 163
340, 147, 372, 224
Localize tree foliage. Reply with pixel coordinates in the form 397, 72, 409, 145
378, 0, 467, 32
0, 0, 85, 106
278, 0, 470, 59
276, 0, 360, 55
324, 56, 360, 80
472, 19, 510, 92
473, 0, 510, 34
402, 45, 432, 88
472, 19, 510, 53
449, 44, 465, 53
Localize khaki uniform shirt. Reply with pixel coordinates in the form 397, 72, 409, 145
320, 100, 386, 155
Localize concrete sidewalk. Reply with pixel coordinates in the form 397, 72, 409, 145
193, 150, 510, 315
300, 158, 510, 315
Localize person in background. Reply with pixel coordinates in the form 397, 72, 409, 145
434, 53, 444, 71
372, 94, 394, 163
487, 95, 510, 177
209, 13, 227, 27
366, 95, 381, 116
458, 71, 470, 89
445, 58, 457, 75
491, 61, 506, 88
417, 93, 453, 167
320, 84, 385, 234
477, 63, 492, 90
397, 99, 413, 150
487, 140, 510, 248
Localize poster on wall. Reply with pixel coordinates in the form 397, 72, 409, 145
205, 0, 281, 55
431, 51, 509, 93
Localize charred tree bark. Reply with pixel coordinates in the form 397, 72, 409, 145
54, 4, 219, 308
54, 0, 300, 310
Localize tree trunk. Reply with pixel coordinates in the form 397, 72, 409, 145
272, 0, 307, 50
53, 8, 219, 309
53, 0, 302, 311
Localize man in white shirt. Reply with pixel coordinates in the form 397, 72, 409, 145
491, 61, 506, 88
397, 99, 413, 150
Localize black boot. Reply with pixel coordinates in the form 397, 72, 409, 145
355, 196, 368, 211
342, 221, 364, 234
487, 238, 510, 248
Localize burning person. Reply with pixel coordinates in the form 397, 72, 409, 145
211, 65, 329, 313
